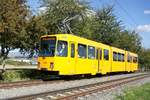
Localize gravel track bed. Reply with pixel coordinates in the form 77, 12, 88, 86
77, 74, 150, 100
0, 72, 147, 99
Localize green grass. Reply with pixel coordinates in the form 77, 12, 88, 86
5, 60, 31, 66
115, 83, 150, 100
0, 59, 32, 66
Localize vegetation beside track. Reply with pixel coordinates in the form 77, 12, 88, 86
5, 60, 31, 66
0, 60, 39, 82
0, 70, 46, 82
0, 59, 36, 66
115, 83, 150, 100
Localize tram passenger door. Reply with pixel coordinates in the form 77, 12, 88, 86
97, 48, 102, 73
69, 42, 76, 74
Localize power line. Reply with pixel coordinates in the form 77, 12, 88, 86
96, 0, 138, 29
114, 0, 138, 27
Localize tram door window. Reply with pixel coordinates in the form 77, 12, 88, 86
104, 49, 109, 60
70, 42, 76, 73
99, 49, 102, 60
97, 48, 102, 72
96, 48, 102, 60
71, 43, 75, 58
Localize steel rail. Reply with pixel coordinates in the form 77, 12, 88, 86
0, 79, 64, 89
8, 73, 150, 100
57, 74, 149, 100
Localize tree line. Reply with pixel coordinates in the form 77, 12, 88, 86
0, 0, 149, 69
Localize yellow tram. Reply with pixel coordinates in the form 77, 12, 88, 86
38, 34, 138, 75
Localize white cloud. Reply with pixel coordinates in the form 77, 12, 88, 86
85, 9, 96, 17
144, 10, 150, 14
38, 7, 47, 14
136, 24, 150, 32
39, 7, 47, 11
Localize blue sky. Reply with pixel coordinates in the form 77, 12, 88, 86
27, 0, 150, 48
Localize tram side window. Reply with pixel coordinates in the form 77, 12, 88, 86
96, 49, 98, 59
127, 55, 130, 62
78, 44, 87, 58
130, 56, 132, 63
136, 57, 138, 63
71, 43, 75, 58
104, 49, 109, 60
118, 53, 121, 61
133, 57, 138, 63
121, 54, 125, 62
113, 52, 117, 61
100, 49, 102, 60
56, 41, 68, 57
88, 46, 95, 59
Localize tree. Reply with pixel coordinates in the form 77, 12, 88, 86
19, 15, 47, 57
0, 0, 29, 60
42, 0, 90, 34
90, 6, 142, 54
71, 15, 97, 39
116, 30, 142, 53
138, 48, 150, 70
91, 6, 121, 45
17, 0, 90, 57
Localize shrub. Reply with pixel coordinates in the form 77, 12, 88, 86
0, 69, 47, 82
2, 70, 22, 82
0, 68, 57, 82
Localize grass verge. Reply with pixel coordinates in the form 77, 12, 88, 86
115, 83, 150, 100
5, 60, 31, 66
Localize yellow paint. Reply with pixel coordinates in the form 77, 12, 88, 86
38, 34, 138, 75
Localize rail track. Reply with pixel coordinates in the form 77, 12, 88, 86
7, 73, 150, 100
0, 72, 144, 89
0, 80, 43, 89
0, 79, 64, 89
